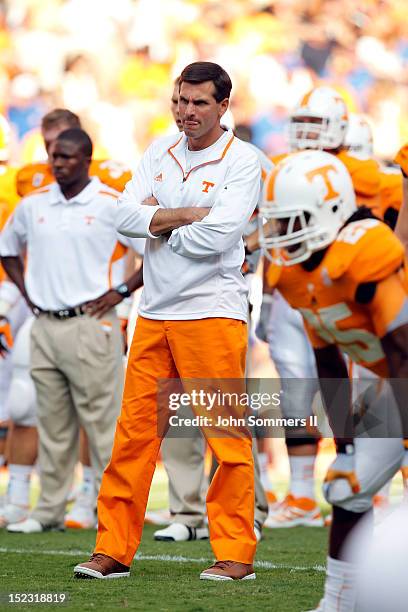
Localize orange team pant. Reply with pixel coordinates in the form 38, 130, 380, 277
95, 316, 256, 566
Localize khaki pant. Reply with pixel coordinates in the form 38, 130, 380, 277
161, 435, 208, 528
96, 316, 256, 566
162, 436, 268, 528
31, 311, 123, 526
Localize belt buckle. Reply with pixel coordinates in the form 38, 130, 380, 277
57, 309, 71, 320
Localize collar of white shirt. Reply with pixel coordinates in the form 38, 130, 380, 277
168, 128, 234, 175
49, 176, 103, 206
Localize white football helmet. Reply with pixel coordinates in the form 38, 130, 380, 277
259, 150, 357, 265
344, 113, 374, 159
289, 86, 348, 151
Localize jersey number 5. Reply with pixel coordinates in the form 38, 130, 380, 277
300, 302, 384, 364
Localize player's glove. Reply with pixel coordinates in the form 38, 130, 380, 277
394, 144, 408, 178
324, 445, 361, 497
0, 317, 13, 357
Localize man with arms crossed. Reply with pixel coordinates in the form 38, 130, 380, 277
74, 61, 260, 581
153, 77, 269, 543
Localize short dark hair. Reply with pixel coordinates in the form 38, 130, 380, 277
56, 128, 93, 158
41, 108, 81, 131
179, 62, 232, 102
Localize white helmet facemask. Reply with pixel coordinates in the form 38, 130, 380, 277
260, 195, 344, 266
288, 115, 347, 151
288, 86, 349, 152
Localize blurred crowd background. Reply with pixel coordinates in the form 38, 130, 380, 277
0, 0, 407, 167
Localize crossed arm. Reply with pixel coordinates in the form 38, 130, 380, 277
142, 196, 210, 236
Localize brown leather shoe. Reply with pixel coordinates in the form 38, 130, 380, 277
200, 560, 256, 581
74, 553, 130, 579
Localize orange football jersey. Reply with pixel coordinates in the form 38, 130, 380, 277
16, 159, 132, 197
332, 150, 381, 209
271, 219, 407, 377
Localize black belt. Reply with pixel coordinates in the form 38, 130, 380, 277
40, 305, 87, 320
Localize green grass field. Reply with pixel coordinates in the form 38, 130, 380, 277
0, 524, 327, 612
2, 462, 405, 611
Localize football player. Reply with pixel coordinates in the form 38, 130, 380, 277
260, 149, 407, 612
287, 87, 381, 207
252, 88, 398, 528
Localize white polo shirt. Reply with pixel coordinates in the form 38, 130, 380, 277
0, 177, 130, 311
116, 128, 261, 322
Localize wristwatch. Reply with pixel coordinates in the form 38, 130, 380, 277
114, 283, 131, 298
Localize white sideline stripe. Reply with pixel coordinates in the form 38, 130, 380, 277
0, 548, 325, 573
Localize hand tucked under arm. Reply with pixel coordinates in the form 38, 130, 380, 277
143, 197, 211, 236
168, 153, 261, 258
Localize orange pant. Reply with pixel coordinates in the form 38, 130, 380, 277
95, 316, 256, 566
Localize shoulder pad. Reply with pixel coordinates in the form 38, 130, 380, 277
90, 159, 131, 193
336, 151, 381, 197
326, 219, 404, 285
16, 162, 51, 197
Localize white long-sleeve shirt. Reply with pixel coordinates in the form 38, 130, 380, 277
116, 128, 261, 321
